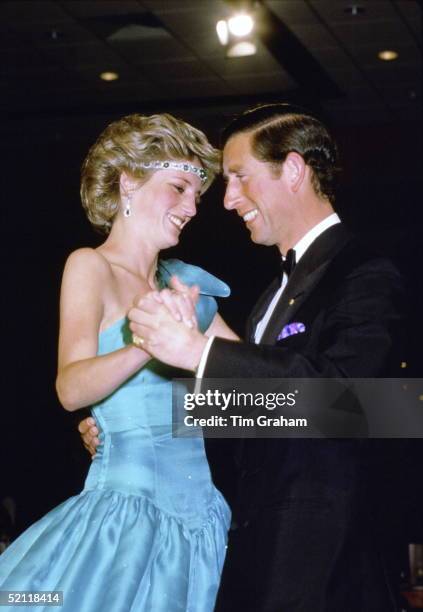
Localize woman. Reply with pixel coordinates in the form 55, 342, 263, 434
0, 113, 238, 611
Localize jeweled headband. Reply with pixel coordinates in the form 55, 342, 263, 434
140, 160, 207, 183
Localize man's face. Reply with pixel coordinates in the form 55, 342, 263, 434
222, 132, 290, 252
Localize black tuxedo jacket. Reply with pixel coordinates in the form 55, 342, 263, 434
205, 224, 404, 611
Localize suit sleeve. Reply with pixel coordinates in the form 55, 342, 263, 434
204, 258, 404, 379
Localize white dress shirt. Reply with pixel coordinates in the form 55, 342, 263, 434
197, 213, 341, 377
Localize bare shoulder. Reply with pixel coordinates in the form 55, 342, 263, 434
59, 248, 112, 337
65, 247, 111, 274
63, 247, 113, 286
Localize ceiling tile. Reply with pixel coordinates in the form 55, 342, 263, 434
141, 1, 228, 16
366, 62, 421, 86
335, 19, 416, 49
325, 67, 370, 91
310, 1, 398, 24
39, 42, 124, 70
133, 58, 214, 80
153, 76, 231, 99
0, 48, 48, 76
111, 37, 195, 63
264, 0, 317, 25
322, 100, 392, 125
309, 45, 358, 72
0, 1, 72, 23
205, 48, 284, 79
393, 0, 422, 44
226, 71, 297, 94
286, 22, 339, 48
180, 34, 227, 59
62, 1, 146, 19
9, 21, 95, 46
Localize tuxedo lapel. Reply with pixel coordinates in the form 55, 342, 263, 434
247, 278, 280, 341
260, 261, 330, 343
259, 224, 352, 344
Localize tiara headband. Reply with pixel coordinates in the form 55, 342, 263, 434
140, 160, 208, 183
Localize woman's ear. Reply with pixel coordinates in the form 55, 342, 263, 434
283, 152, 306, 193
119, 172, 136, 197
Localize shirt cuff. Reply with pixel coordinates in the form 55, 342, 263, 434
196, 335, 215, 379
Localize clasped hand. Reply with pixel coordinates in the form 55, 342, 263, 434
127, 275, 207, 371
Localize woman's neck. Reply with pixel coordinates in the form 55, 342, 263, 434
99, 221, 159, 288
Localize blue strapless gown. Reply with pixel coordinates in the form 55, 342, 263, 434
0, 260, 231, 611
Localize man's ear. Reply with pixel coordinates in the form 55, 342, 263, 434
283, 152, 306, 193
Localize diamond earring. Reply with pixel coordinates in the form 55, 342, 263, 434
123, 193, 132, 218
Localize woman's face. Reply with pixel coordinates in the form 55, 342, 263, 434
129, 160, 204, 249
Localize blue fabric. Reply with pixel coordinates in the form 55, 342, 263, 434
0, 260, 231, 611
156, 259, 230, 332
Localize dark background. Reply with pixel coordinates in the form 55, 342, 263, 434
1, 0, 422, 592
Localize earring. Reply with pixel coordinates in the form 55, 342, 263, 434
123, 193, 132, 218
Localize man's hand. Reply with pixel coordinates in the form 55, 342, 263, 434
128, 291, 207, 372
78, 416, 100, 457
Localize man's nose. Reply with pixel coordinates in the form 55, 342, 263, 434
223, 183, 240, 210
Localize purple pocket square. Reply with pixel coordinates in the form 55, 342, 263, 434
277, 322, 306, 341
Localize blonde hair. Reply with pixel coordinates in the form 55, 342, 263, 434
81, 113, 221, 233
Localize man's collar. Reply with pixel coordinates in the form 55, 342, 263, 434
288, 213, 341, 263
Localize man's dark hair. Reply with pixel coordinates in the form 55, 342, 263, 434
222, 103, 341, 205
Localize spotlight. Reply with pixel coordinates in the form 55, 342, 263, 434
228, 14, 254, 37
216, 20, 229, 46
227, 41, 257, 58
100, 71, 119, 81
216, 10, 257, 58
378, 50, 398, 61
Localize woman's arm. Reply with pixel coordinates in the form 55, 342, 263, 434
56, 249, 150, 411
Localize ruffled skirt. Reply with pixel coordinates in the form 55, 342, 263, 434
0, 488, 230, 611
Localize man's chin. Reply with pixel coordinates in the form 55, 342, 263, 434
249, 230, 266, 246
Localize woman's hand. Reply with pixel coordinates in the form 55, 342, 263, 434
133, 275, 199, 330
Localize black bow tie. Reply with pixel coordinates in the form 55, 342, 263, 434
280, 248, 296, 281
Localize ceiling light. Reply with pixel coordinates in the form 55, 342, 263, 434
344, 5, 365, 16
216, 20, 229, 46
45, 29, 64, 41
227, 14, 254, 37
227, 41, 257, 58
216, 9, 257, 58
378, 50, 398, 61
100, 71, 119, 81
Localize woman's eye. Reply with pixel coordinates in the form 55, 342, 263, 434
173, 184, 185, 194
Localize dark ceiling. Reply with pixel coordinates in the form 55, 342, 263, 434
1, 0, 421, 126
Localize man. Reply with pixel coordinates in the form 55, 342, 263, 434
81, 104, 403, 610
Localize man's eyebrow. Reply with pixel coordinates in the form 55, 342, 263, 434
223, 165, 242, 178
